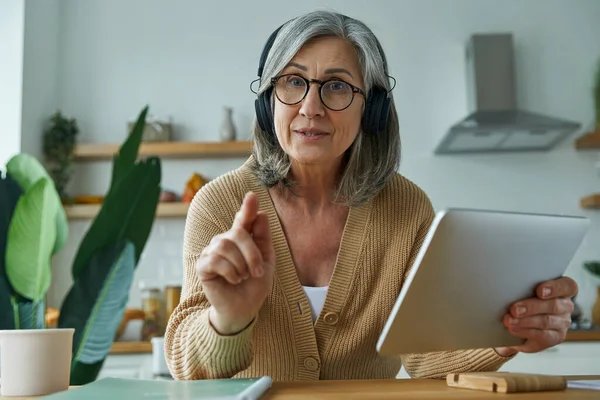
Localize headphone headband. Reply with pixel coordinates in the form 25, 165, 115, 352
257, 25, 283, 78
256, 16, 392, 86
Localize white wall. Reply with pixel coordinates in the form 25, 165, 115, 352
0, 0, 25, 167
40, 0, 600, 319
20, 0, 62, 161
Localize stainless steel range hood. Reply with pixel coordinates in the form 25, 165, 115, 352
435, 33, 580, 154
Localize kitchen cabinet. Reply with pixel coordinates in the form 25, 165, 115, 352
99, 340, 171, 380
499, 342, 600, 376
397, 342, 600, 379
98, 353, 154, 380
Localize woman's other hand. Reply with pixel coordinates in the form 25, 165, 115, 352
495, 276, 578, 357
196, 192, 275, 335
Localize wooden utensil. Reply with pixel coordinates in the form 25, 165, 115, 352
447, 372, 567, 393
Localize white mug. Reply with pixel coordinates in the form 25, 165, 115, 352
150, 336, 170, 377
0, 328, 74, 397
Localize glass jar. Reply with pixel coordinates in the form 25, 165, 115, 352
141, 285, 164, 341
164, 284, 181, 327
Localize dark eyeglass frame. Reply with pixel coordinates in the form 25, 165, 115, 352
270, 73, 366, 111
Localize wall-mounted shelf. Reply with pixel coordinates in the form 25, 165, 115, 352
64, 202, 190, 219
109, 341, 152, 354
565, 329, 600, 342
580, 194, 600, 209
73, 140, 253, 161
575, 130, 600, 150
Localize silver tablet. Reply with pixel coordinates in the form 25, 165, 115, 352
376, 208, 589, 356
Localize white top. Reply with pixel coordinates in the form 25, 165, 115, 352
302, 286, 329, 322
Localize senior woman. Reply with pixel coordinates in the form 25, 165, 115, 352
164, 10, 578, 381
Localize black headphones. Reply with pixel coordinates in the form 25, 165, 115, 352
253, 16, 395, 137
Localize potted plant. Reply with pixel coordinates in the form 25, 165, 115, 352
576, 59, 600, 149
42, 111, 79, 203
594, 60, 600, 132
0, 106, 162, 385
583, 261, 600, 327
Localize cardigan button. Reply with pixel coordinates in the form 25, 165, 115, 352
323, 312, 339, 325
304, 356, 319, 371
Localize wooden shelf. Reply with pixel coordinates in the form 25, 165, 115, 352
580, 193, 600, 209
64, 202, 189, 219
575, 129, 600, 150
109, 341, 152, 354
565, 329, 600, 342
73, 140, 253, 160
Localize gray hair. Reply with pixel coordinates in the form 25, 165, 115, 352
250, 10, 400, 206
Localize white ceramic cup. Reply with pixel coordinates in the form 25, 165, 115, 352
0, 328, 74, 397
151, 336, 170, 376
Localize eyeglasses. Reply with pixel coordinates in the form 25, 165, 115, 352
271, 74, 365, 111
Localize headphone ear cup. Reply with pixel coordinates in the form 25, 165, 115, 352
255, 88, 274, 136
255, 97, 268, 132
362, 87, 389, 135
378, 95, 391, 133
361, 92, 374, 135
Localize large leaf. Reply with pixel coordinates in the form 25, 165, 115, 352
6, 178, 57, 301
71, 157, 161, 278
121, 158, 161, 265
109, 105, 148, 190
68, 361, 105, 386
58, 240, 135, 385
0, 274, 15, 329
6, 154, 68, 254
584, 261, 600, 278
594, 59, 600, 125
12, 297, 46, 329
0, 173, 22, 329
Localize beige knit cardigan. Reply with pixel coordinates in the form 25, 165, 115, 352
164, 158, 513, 381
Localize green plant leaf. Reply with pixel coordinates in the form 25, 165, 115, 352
6, 178, 57, 301
6, 154, 50, 189
12, 297, 46, 329
68, 362, 105, 386
594, 58, 600, 126
584, 261, 600, 278
53, 203, 69, 254
121, 158, 161, 265
71, 157, 161, 279
58, 240, 135, 385
0, 173, 22, 329
6, 153, 69, 254
109, 106, 149, 190
0, 274, 15, 329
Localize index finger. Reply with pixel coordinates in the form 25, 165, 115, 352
232, 192, 258, 232
536, 276, 578, 300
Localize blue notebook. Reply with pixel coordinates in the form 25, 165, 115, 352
41, 376, 273, 400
